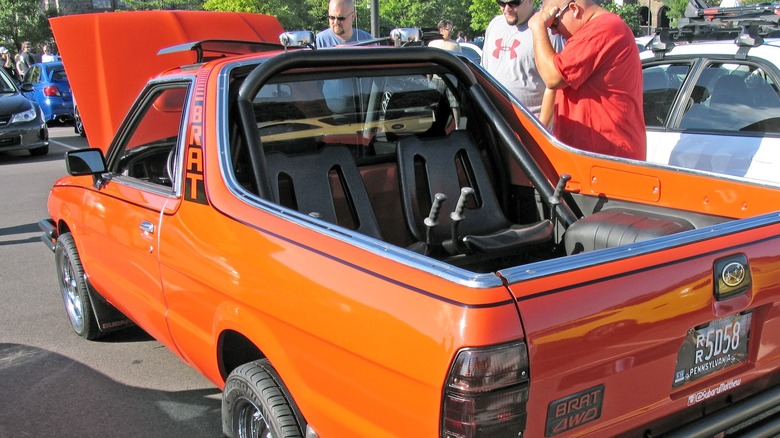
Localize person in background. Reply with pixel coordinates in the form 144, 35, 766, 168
41, 44, 58, 62
482, 0, 563, 127
316, 0, 372, 48
429, 19, 462, 52
456, 30, 468, 43
0, 47, 18, 82
16, 41, 34, 79
528, 0, 645, 159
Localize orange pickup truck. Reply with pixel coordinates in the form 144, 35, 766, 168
40, 11, 780, 438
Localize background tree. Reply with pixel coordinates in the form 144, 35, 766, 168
0, 0, 54, 53
122, 0, 201, 10
469, 0, 498, 34
204, 0, 646, 39
204, 0, 321, 31
603, 0, 641, 35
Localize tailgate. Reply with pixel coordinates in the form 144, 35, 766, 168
501, 213, 780, 437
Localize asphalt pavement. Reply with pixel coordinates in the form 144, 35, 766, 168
0, 126, 223, 437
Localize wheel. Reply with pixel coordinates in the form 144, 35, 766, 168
222, 360, 304, 438
74, 117, 85, 137
54, 233, 101, 340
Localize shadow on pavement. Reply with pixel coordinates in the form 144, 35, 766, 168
0, 149, 66, 165
0, 343, 222, 437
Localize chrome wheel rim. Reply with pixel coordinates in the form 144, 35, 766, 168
234, 399, 270, 438
57, 250, 84, 332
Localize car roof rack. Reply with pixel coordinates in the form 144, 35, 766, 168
649, 2, 780, 59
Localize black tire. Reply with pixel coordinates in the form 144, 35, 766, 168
222, 360, 304, 438
54, 233, 101, 340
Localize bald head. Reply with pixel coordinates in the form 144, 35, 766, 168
327, 0, 357, 39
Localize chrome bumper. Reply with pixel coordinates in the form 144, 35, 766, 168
38, 219, 57, 252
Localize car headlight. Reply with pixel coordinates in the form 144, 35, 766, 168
11, 108, 37, 124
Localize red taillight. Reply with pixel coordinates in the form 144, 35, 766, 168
43, 85, 61, 97
442, 342, 529, 438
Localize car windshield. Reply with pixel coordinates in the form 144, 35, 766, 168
0, 70, 17, 93
243, 68, 458, 155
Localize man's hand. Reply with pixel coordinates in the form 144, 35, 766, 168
529, 1, 557, 31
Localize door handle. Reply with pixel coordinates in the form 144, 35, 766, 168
140, 221, 155, 234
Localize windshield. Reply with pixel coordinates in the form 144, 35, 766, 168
0, 69, 17, 93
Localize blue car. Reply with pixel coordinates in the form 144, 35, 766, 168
21, 61, 74, 123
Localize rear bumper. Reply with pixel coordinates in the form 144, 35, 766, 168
39, 219, 57, 252
661, 383, 780, 438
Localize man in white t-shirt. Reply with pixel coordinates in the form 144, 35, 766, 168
482, 0, 564, 126
41, 44, 59, 62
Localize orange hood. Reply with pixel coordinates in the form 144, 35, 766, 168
50, 11, 284, 149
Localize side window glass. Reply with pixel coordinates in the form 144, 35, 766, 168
24, 67, 37, 84
109, 85, 188, 188
643, 63, 688, 127
680, 63, 780, 133
250, 74, 453, 158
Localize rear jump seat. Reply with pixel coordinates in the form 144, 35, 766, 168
563, 208, 695, 254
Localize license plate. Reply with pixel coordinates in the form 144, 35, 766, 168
673, 312, 752, 387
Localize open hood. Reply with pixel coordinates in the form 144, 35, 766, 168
50, 11, 284, 149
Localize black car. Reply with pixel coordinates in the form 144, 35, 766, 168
0, 68, 49, 156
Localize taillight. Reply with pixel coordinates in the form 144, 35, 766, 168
43, 85, 61, 97
442, 342, 529, 438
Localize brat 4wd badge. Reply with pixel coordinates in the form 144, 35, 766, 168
545, 384, 605, 436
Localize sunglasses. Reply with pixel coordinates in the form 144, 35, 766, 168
552, 2, 574, 27
496, 0, 522, 8
328, 12, 354, 22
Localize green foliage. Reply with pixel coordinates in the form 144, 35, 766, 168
0, 0, 54, 51
602, 0, 642, 35
368, 0, 473, 35
203, 0, 322, 29
470, 0, 498, 33
122, 0, 201, 10
665, 0, 691, 25
202, 0, 260, 13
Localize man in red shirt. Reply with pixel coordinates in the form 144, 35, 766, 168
529, 0, 646, 160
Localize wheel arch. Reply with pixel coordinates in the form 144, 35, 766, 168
217, 329, 265, 381
216, 327, 309, 434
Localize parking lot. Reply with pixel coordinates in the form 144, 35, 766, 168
0, 126, 222, 437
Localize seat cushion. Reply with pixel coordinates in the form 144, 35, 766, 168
564, 208, 695, 254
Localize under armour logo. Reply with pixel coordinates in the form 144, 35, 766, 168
493, 37, 521, 59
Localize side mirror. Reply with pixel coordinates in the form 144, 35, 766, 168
19, 83, 33, 92
390, 28, 423, 47
279, 31, 316, 50
66, 148, 107, 188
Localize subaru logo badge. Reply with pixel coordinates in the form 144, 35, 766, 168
714, 255, 751, 300
721, 261, 746, 288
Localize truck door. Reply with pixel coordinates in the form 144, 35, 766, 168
78, 83, 188, 353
